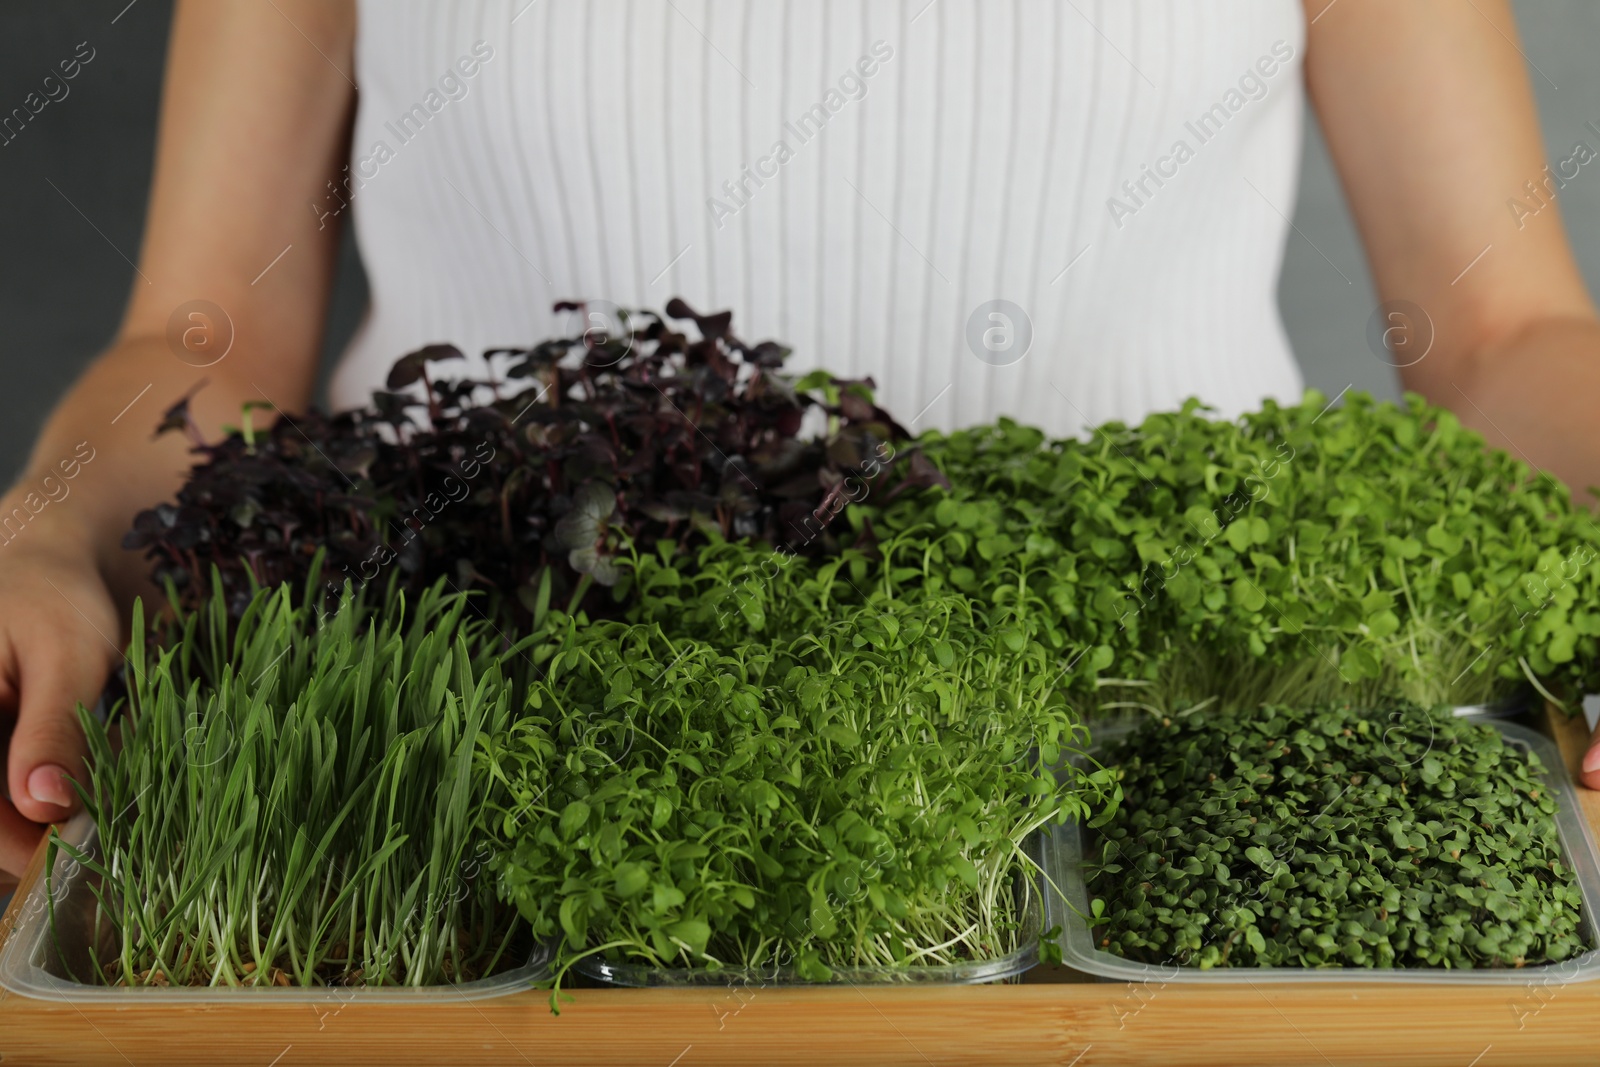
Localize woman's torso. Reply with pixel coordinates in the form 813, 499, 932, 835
335, 0, 1307, 435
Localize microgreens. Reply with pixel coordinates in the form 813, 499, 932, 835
87, 314, 1600, 1002
1086, 703, 1588, 969
123, 300, 932, 627
480, 537, 1119, 1009
865, 392, 1600, 713
49, 571, 537, 988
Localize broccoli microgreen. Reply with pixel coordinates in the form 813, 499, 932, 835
1086, 704, 1588, 969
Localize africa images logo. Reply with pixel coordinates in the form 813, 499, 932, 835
1105, 39, 1295, 228
706, 40, 895, 229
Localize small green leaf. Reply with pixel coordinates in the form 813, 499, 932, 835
1230, 580, 1266, 613
559, 800, 591, 840
613, 862, 650, 898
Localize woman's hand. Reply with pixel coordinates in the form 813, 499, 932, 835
0, 532, 121, 875
1307, 1, 1600, 785
0, 0, 357, 874
1583, 721, 1600, 791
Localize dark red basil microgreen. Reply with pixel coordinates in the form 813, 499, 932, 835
123, 300, 933, 626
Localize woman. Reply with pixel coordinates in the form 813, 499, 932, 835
4, 0, 1599, 876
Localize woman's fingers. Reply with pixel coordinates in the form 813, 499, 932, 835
1582, 717, 1600, 790
6, 632, 103, 824
0, 561, 118, 858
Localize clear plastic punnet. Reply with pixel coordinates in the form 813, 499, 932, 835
1045, 718, 1600, 985
0, 813, 550, 1003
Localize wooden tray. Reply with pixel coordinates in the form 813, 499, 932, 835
4, 707, 1598, 1067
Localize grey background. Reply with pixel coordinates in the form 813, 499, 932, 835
2, 0, 1597, 481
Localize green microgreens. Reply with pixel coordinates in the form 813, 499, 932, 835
58, 378, 1599, 997
480, 538, 1119, 1009
864, 392, 1600, 714
49, 571, 537, 988
1086, 703, 1589, 969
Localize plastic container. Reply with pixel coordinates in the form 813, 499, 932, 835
0, 813, 550, 1003
1450, 683, 1538, 719
578, 838, 1047, 987
1045, 718, 1600, 985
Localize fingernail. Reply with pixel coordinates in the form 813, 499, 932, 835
1584, 747, 1600, 775
27, 764, 75, 809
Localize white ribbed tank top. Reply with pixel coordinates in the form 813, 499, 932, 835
334, 0, 1307, 436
